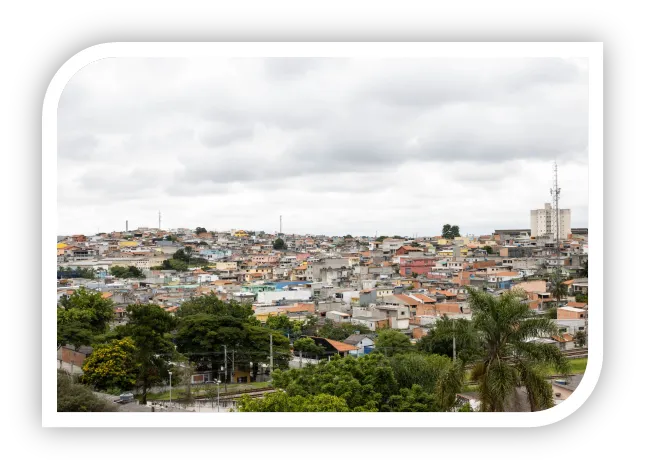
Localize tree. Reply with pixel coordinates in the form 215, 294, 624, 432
266, 315, 303, 339
81, 338, 138, 392
549, 269, 569, 305
442, 224, 461, 239
57, 288, 115, 349
273, 238, 286, 250
416, 317, 481, 364
293, 337, 325, 358
57, 370, 117, 412
580, 259, 588, 278
575, 294, 588, 304
374, 329, 413, 356
544, 307, 558, 319
483, 245, 493, 254
195, 227, 207, 235
117, 304, 177, 404
466, 288, 570, 412
271, 353, 398, 411
237, 391, 351, 412
109, 265, 145, 279
574, 330, 587, 348
388, 353, 464, 411
317, 320, 371, 341
174, 294, 291, 380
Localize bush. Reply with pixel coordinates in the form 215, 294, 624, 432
57, 370, 117, 412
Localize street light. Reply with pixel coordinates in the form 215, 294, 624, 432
168, 371, 173, 406
216, 379, 221, 412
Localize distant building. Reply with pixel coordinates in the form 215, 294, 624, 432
530, 203, 571, 238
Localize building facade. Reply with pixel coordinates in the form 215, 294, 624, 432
530, 203, 571, 238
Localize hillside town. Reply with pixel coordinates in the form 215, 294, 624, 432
56, 200, 589, 413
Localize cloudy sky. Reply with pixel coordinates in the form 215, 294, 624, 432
58, 57, 588, 237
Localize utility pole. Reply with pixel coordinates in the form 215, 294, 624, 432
158, 211, 162, 230
452, 319, 456, 364
231, 349, 235, 384
269, 333, 273, 372
223, 345, 228, 393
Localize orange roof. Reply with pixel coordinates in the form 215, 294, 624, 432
393, 294, 421, 306
324, 338, 358, 352
563, 279, 575, 285
413, 293, 436, 303
279, 303, 315, 313
552, 333, 574, 343
101, 292, 113, 299
567, 302, 587, 308
495, 271, 520, 277
437, 290, 457, 297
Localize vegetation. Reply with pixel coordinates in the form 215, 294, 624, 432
266, 352, 463, 412
174, 294, 291, 380
195, 227, 207, 235
57, 288, 114, 349
574, 331, 587, 348
465, 288, 570, 411
238, 391, 351, 412
273, 238, 286, 250
293, 337, 325, 358
416, 317, 480, 364
57, 266, 96, 279
317, 320, 371, 341
483, 245, 493, 254
109, 265, 145, 279
442, 224, 461, 239
374, 329, 414, 356
81, 338, 138, 392
549, 269, 569, 304
57, 370, 117, 412
575, 294, 588, 303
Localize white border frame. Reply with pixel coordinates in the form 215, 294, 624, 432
43, 42, 602, 427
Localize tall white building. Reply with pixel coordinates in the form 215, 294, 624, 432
530, 203, 571, 238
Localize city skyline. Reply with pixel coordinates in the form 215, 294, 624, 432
58, 58, 589, 236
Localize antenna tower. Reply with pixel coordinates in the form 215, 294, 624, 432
550, 162, 561, 267
158, 211, 161, 230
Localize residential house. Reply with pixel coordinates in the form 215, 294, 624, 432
343, 334, 375, 355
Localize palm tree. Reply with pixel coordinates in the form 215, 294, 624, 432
466, 288, 570, 412
549, 269, 569, 305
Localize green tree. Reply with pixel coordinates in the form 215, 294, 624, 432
374, 329, 413, 356
417, 317, 481, 364
81, 338, 138, 392
109, 265, 145, 279
195, 227, 207, 235
388, 352, 464, 411
273, 238, 286, 250
57, 370, 117, 412
174, 294, 291, 380
449, 225, 461, 238
575, 294, 588, 304
266, 315, 303, 339
544, 307, 558, 319
293, 337, 325, 358
317, 321, 371, 341
271, 353, 398, 411
57, 288, 115, 349
483, 245, 493, 254
466, 288, 570, 412
237, 391, 351, 412
117, 304, 177, 404
549, 269, 569, 305
580, 259, 588, 278
574, 330, 587, 348
442, 224, 460, 239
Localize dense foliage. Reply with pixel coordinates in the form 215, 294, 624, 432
57, 288, 114, 349
317, 320, 371, 341
57, 370, 117, 412
81, 338, 138, 392
109, 265, 145, 279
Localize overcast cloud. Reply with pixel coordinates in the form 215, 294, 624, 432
58, 57, 588, 236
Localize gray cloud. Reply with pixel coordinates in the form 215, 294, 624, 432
58, 57, 589, 236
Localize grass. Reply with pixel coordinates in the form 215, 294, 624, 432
145, 381, 272, 401
545, 357, 588, 376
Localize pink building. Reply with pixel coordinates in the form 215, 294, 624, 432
400, 258, 436, 277
296, 252, 311, 261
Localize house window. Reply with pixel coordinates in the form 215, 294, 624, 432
578, 327, 585, 331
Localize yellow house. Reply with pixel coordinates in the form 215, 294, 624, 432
437, 238, 450, 245
233, 230, 248, 238
118, 241, 138, 247
253, 310, 286, 323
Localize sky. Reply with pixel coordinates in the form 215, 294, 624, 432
57, 57, 589, 237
